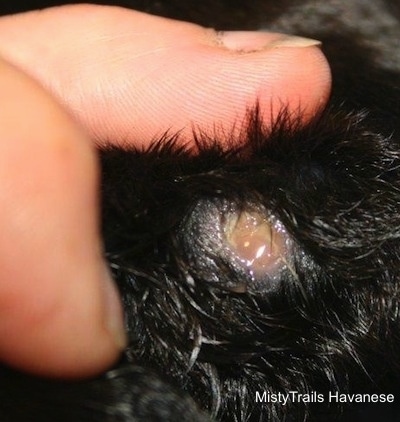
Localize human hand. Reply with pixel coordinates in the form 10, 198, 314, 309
0, 4, 331, 378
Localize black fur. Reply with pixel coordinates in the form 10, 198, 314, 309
1, 1, 400, 421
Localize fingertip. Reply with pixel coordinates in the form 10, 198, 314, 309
253, 41, 332, 125
110, 26, 331, 146
0, 265, 125, 379
202, 30, 332, 129
0, 57, 125, 378
0, 6, 331, 148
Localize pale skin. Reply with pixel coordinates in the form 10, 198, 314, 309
0, 4, 331, 378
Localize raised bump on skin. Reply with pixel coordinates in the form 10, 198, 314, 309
224, 211, 287, 277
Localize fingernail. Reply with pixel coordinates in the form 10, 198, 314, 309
219, 31, 321, 52
269, 35, 322, 48
101, 266, 127, 349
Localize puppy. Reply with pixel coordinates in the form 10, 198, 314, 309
1, 1, 400, 421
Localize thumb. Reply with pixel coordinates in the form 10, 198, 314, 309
0, 5, 331, 147
0, 58, 126, 379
